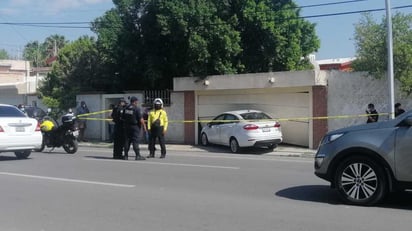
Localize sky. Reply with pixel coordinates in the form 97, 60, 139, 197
0, 0, 411, 60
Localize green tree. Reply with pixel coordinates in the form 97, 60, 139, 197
92, 0, 319, 90
217, 0, 320, 72
23, 41, 44, 67
352, 13, 412, 94
0, 49, 9, 59
39, 36, 102, 110
23, 35, 68, 67
43, 34, 68, 60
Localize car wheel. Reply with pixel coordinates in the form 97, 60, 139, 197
229, 138, 240, 153
201, 133, 209, 146
334, 156, 387, 206
14, 150, 31, 159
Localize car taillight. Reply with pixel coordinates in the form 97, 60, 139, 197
35, 122, 41, 132
274, 122, 281, 128
0, 125, 4, 132
243, 124, 259, 130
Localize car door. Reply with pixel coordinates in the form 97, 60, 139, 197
218, 114, 239, 145
207, 114, 225, 144
394, 116, 412, 181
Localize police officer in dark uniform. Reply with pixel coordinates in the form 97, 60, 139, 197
111, 98, 127, 159
122, 96, 146, 160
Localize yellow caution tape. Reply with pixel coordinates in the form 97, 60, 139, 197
78, 112, 390, 123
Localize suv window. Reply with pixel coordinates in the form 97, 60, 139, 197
0, 105, 26, 117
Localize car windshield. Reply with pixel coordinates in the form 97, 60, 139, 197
0, 105, 27, 117
240, 112, 271, 120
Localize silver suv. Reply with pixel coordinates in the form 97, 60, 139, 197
314, 111, 412, 206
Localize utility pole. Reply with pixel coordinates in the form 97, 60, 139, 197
385, 0, 395, 119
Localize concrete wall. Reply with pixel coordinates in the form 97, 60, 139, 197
76, 92, 184, 143
327, 71, 412, 131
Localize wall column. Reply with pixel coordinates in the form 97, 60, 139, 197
312, 86, 328, 148
184, 91, 196, 144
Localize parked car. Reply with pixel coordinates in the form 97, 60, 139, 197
314, 110, 412, 206
200, 110, 282, 153
0, 104, 42, 158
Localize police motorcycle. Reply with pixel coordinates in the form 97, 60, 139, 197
36, 114, 79, 154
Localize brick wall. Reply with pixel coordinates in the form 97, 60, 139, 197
312, 86, 328, 147
184, 91, 195, 144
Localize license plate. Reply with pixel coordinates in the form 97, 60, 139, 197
262, 127, 270, 132
73, 130, 79, 136
15, 127, 25, 132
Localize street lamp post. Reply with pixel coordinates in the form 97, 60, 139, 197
385, 0, 395, 119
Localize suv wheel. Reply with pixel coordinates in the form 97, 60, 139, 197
334, 156, 387, 206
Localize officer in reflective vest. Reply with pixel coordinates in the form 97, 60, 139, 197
147, 98, 168, 159
122, 96, 146, 160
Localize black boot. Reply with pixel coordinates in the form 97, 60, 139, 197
135, 155, 146, 160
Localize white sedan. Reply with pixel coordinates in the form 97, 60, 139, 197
200, 110, 283, 153
0, 104, 42, 158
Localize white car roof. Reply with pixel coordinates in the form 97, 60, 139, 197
223, 110, 262, 115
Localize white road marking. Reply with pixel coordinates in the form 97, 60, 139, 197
0, 172, 135, 188
84, 158, 240, 170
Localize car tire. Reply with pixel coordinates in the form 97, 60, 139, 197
14, 150, 31, 159
229, 138, 240, 153
201, 133, 209, 146
334, 156, 388, 206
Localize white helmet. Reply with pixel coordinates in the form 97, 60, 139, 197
153, 98, 163, 105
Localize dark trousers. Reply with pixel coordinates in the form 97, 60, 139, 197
149, 127, 166, 157
77, 120, 87, 141
124, 125, 141, 158
108, 123, 115, 142
113, 124, 124, 159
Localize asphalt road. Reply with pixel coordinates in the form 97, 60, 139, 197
0, 147, 411, 231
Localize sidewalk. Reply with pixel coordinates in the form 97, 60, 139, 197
79, 141, 316, 158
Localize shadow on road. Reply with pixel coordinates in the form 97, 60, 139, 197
85, 156, 120, 160
196, 144, 274, 155
0, 156, 31, 161
276, 185, 412, 210
276, 185, 341, 205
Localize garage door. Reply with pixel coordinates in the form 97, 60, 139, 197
197, 89, 310, 147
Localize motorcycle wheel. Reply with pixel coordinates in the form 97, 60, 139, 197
63, 139, 78, 154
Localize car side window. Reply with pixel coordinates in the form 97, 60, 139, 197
224, 114, 238, 124
211, 114, 225, 126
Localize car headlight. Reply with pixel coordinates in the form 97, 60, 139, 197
320, 133, 345, 145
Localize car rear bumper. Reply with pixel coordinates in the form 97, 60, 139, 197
0, 134, 42, 152
253, 139, 282, 147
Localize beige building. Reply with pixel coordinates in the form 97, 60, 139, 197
0, 59, 45, 107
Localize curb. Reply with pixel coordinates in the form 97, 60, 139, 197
78, 142, 316, 158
